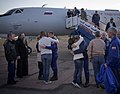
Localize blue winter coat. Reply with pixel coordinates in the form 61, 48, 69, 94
107, 37, 120, 68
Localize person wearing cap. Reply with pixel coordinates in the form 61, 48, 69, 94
87, 31, 106, 87
105, 18, 116, 32
104, 27, 120, 93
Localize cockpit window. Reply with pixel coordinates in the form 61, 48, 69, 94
15, 10, 21, 14
14, 9, 24, 14
20, 9, 24, 12
0, 9, 16, 17
5, 9, 16, 15
0, 9, 24, 17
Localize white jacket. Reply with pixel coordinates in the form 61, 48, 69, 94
72, 36, 84, 60
39, 37, 59, 55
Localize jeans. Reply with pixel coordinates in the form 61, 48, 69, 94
73, 59, 83, 84
92, 55, 105, 84
8, 60, 16, 82
51, 55, 58, 77
41, 54, 52, 82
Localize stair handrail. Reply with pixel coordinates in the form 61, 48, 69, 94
66, 15, 106, 33
79, 18, 101, 33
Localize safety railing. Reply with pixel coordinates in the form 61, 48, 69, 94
65, 16, 78, 29
66, 16, 106, 34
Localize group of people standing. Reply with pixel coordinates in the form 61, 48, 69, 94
3, 33, 28, 85
67, 7, 87, 21
67, 7, 80, 17
92, 10, 117, 31
69, 27, 120, 93
3, 31, 59, 85
36, 31, 59, 84
67, 8, 100, 27
67, 7, 117, 33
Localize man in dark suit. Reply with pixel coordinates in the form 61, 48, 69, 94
105, 18, 116, 32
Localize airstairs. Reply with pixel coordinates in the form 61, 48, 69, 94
66, 16, 106, 43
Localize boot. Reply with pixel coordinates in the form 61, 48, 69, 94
50, 75, 58, 81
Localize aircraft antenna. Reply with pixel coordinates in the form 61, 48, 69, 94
42, 4, 47, 8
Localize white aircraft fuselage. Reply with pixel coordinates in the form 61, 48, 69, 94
0, 7, 120, 35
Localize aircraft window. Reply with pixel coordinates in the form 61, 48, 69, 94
5, 9, 16, 15
0, 8, 24, 17
0, 9, 17, 17
20, 9, 24, 12
15, 10, 21, 14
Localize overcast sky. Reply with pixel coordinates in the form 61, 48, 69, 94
0, 0, 120, 14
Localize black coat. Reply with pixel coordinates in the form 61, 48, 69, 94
105, 22, 116, 31
3, 40, 17, 61
16, 38, 28, 58
92, 14, 100, 24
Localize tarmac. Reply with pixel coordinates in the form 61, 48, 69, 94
0, 36, 107, 94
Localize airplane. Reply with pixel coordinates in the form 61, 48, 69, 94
0, 7, 120, 36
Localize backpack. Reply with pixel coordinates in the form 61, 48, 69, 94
73, 39, 87, 54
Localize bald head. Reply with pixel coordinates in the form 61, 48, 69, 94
108, 27, 118, 38
101, 32, 107, 40
102, 32, 107, 36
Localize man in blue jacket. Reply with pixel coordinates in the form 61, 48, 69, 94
105, 27, 120, 94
